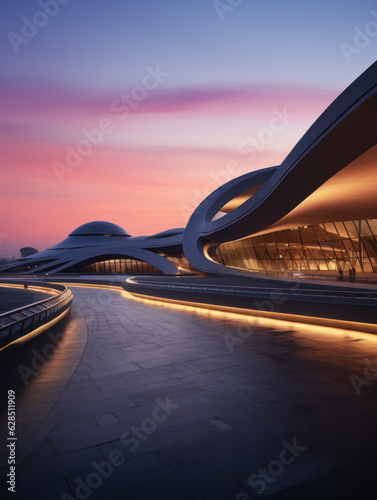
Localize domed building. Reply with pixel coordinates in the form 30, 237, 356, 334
3, 221, 190, 275
68, 221, 132, 237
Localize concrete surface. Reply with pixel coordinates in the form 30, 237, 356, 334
1, 285, 377, 499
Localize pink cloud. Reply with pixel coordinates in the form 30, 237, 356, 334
0, 79, 339, 129
0, 79, 339, 257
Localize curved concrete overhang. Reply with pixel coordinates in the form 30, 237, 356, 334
216, 183, 267, 215
183, 168, 277, 275
215, 142, 377, 239
188, 61, 377, 244
183, 167, 276, 242
263, 143, 377, 232
182, 62, 377, 275
145, 228, 185, 239
136, 231, 185, 250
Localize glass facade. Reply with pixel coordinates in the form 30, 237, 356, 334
1, 261, 54, 273
78, 258, 161, 274
153, 251, 198, 273
208, 219, 377, 274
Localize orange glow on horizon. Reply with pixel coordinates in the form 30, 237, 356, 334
1, 84, 334, 258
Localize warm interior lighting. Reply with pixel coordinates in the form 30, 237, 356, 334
268, 145, 377, 230
212, 183, 266, 220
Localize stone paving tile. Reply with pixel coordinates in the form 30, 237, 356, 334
49, 415, 99, 438
63, 386, 128, 404
98, 441, 117, 461
88, 358, 137, 371
15, 479, 72, 500
113, 397, 254, 433
113, 400, 171, 423
121, 351, 156, 362
99, 381, 147, 396
122, 363, 186, 381
16, 380, 68, 403
110, 442, 282, 500
62, 377, 98, 391
77, 395, 135, 417
51, 421, 127, 454
16, 446, 104, 488
187, 358, 234, 372
95, 412, 119, 427
1, 285, 376, 499
174, 360, 206, 371
59, 403, 82, 421
160, 392, 261, 414
59, 385, 102, 401
158, 424, 281, 470
121, 342, 161, 351
90, 372, 130, 387
89, 365, 141, 378
110, 418, 227, 462
144, 379, 201, 391
24, 439, 56, 462
16, 402, 55, 423
66, 451, 174, 500
167, 367, 207, 380
126, 385, 203, 407
166, 348, 209, 359
39, 404, 74, 425
134, 353, 204, 369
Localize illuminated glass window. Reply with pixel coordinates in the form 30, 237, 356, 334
77, 257, 161, 274
212, 219, 377, 275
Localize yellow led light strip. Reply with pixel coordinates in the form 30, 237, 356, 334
123, 289, 377, 336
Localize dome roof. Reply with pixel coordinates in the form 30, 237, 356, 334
69, 221, 131, 237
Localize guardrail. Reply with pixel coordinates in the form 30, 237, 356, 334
124, 276, 377, 331
0, 282, 73, 348
125, 278, 377, 302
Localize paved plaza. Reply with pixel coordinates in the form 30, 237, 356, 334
1, 285, 377, 499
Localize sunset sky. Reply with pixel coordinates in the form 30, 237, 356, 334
1, 0, 376, 257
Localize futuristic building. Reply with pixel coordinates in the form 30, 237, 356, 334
2, 62, 377, 277
183, 60, 377, 277
1, 221, 191, 275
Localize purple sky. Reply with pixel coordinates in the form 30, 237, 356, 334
1, 0, 376, 256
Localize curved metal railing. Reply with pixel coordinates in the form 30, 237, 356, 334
125, 277, 377, 302
0, 282, 73, 348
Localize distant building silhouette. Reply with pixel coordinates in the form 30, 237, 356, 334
20, 247, 39, 258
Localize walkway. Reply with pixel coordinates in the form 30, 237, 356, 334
1, 285, 377, 499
